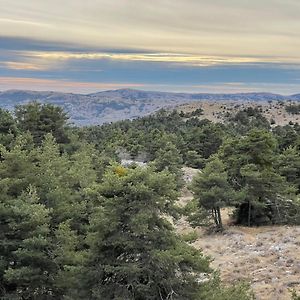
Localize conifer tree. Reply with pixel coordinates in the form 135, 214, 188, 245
15, 102, 69, 145
1, 186, 55, 299
76, 166, 211, 300
276, 146, 300, 193
0, 109, 18, 147
220, 129, 296, 225
191, 157, 233, 231
152, 141, 183, 174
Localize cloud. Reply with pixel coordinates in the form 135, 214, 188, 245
1, 0, 300, 95
0, 17, 52, 28
0, 76, 145, 93
1, 76, 300, 95
7, 50, 300, 71
1, 0, 300, 59
2, 61, 48, 71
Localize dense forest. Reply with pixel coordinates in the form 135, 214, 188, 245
0, 102, 300, 299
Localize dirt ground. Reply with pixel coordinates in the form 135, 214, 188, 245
175, 195, 300, 300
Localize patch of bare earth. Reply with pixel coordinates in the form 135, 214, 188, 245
176, 170, 300, 300
175, 199, 300, 300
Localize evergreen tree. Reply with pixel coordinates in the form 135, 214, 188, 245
191, 157, 233, 231
76, 166, 211, 300
152, 141, 183, 175
238, 164, 295, 225
229, 107, 270, 134
276, 146, 300, 193
0, 109, 18, 147
185, 123, 224, 159
15, 102, 69, 145
220, 129, 296, 226
1, 186, 55, 299
273, 125, 300, 150
185, 150, 205, 169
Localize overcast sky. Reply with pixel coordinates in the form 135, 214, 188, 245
1, 0, 300, 93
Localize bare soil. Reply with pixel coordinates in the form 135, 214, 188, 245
176, 168, 300, 299
176, 200, 300, 300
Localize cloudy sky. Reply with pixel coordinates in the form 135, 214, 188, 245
1, 0, 300, 93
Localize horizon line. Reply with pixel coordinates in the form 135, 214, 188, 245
0, 87, 299, 97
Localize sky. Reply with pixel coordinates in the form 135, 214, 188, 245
1, 0, 300, 94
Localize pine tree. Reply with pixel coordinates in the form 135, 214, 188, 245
152, 141, 183, 174
76, 166, 211, 300
220, 129, 296, 226
15, 102, 69, 145
0, 109, 18, 147
191, 157, 233, 231
2, 186, 55, 299
276, 146, 300, 193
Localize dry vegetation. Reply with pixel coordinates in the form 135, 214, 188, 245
176, 168, 300, 300
177, 100, 300, 126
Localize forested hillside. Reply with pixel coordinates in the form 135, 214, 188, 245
0, 102, 300, 299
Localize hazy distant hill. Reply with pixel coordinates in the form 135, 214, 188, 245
0, 88, 298, 125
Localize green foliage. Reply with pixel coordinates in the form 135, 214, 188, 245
79, 110, 225, 164
184, 122, 224, 159
229, 107, 270, 134
291, 290, 300, 300
76, 167, 211, 300
201, 275, 255, 300
180, 108, 204, 118
185, 150, 206, 168
0, 132, 103, 298
273, 125, 300, 150
0, 108, 18, 147
285, 104, 300, 115
181, 230, 198, 243
15, 102, 69, 145
276, 146, 300, 193
220, 129, 298, 226
1, 101, 299, 299
191, 157, 233, 230
152, 141, 183, 175
1, 186, 55, 299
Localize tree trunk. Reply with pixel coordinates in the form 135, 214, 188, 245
216, 207, 223, 231
248, 201, 251, 227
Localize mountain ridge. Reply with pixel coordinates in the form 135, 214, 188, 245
0, 88, 299, 125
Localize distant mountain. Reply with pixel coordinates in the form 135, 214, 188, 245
0, 89, 298, 125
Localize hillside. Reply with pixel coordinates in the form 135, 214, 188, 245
177, 210, 300, 300
0, 89, 299, 125
177, 100, 300, 126
1, 98, 300, 300
177, 169, 300, 300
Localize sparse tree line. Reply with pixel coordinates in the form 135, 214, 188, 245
286, 103, 300, 115
0, 102, 299, 299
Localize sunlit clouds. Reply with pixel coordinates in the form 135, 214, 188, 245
4, 50, 300, 73
1, 0, 300, 93
0, 77, 144, 93
2, 0, 300, 58
16, 51, 300, 67
3, 61, 48, 71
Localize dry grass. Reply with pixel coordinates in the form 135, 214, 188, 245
175, 199, 300, 300
176, 100, 300, 126
176, 169, 300, 299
